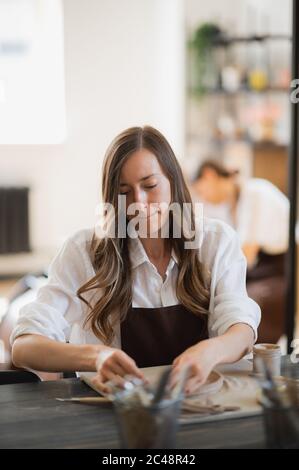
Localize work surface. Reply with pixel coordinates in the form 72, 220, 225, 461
0, 358, 296, 449
0, 378, 266, 449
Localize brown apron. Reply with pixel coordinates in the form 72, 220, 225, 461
120, 304, 208, 368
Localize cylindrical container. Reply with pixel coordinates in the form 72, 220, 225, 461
114, 397, 182, 449
262, 403, 299, 449
253, 343, 281, 377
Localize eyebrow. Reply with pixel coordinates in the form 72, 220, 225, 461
120, 173, 158, 186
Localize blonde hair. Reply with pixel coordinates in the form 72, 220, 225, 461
77, 126, 210, 344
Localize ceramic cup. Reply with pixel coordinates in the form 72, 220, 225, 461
253, 343, 281, 377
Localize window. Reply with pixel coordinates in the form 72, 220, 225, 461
0, 0, 66, 144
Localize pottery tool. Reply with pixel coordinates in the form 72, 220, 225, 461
56, 396, 111, 404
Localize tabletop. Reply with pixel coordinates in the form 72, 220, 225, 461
0, 375, 269, 449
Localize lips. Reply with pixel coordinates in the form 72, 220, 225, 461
137, 210, 159, 219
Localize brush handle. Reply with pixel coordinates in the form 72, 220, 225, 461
152, 367, 172, 405
56, 396, 111, 404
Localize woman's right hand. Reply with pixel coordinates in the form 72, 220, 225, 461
91, 346, 146, 395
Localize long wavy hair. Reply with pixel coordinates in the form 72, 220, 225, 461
77, 126, 210, 344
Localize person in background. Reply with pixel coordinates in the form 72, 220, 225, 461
191, 159, 289, 344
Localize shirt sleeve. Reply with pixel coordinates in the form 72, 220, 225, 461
10, 236, 87, 345
208, 225, 261, 341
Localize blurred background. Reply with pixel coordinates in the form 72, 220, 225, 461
0, 0, 297, 364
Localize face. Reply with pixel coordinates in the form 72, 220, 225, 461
119, 148, 171, 236
196, 170, 224, 204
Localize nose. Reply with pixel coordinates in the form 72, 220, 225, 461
132, 187, 148, 205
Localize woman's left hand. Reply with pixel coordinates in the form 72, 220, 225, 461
170, 339, 219, 396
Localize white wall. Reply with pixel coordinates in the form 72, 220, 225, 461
0, 0, 185, 254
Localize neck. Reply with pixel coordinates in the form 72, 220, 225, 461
139, 236, 170, 261
222, 180, 238, 205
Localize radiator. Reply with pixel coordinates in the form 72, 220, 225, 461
0, 187, 30, 254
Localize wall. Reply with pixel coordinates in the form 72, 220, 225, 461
0, 0, 185, 254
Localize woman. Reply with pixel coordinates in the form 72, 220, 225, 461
11, 127, 260, 396
191, 159, 289, 343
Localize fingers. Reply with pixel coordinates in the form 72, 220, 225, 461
101, 358, 127, 379
90, 374, 112, 395
169, 363, 192, 390
184, 376, 205, 396
169, 361, 206, 396
172, 355, 181, 367
99, 369, 127, 388
114, 350, 145, 380
169, 359, 192, 388
96, 348, 146, 384
169, 364, 182, 389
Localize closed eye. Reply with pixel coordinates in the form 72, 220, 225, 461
119, 184, 157, 195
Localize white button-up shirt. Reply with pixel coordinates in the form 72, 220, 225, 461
10, 217, 261, 349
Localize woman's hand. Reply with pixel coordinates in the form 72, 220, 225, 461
170, 339, 219, 396
170, 324, 255, 396
91, 346, 146, 395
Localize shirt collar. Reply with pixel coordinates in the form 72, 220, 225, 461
128, 237, 178, 269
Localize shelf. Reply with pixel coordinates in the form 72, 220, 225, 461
188, 86, 290, 97
211, 34, 291, 46
204, 86, 289, 95
186, 133, 289, 148
212, 137, 289, 148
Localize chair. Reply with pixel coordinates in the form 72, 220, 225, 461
0, 272, 77, 383
0, 362, 40, 385
0, 271, 48, 361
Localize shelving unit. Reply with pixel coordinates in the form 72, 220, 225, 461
186, 23, 292, 189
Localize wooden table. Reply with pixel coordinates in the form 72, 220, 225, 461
0, 376, 268, 449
